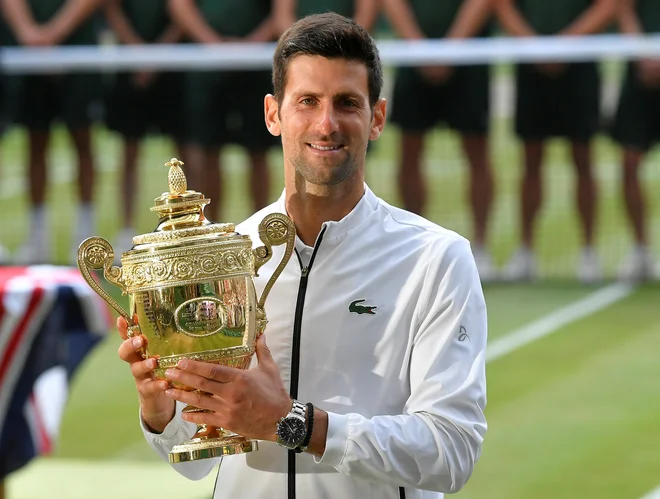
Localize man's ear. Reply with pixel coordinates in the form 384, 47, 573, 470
369, 98, 387, 141
265, 94, 281, 136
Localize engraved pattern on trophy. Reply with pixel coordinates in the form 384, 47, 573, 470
121, 242, 255, 293
254, 213, 296, 313
77, 237, 131, 323
132, 223, 235, 245
77, 158, 296, 462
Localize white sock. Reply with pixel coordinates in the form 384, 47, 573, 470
31, 204, 47, 235
77, 203, 95, 238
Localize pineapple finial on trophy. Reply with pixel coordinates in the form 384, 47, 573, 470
165, 158, 187, 196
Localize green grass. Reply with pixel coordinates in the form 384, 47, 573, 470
456, 285, 660, 499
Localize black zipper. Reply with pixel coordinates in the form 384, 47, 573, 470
288, 226, 326, 499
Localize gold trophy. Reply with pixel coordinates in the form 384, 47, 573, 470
77, 158, 295, 463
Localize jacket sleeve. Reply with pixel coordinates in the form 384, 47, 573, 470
140, 401, 221, 480
315, 238, 488, 493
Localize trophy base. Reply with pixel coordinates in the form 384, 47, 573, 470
169, 429, 258, 464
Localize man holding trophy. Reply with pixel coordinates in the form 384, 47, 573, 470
114, 13, 488, 499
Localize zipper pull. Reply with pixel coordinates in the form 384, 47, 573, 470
301, 267, 309, 277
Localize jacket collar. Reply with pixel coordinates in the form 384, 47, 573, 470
275, 183, 379, 245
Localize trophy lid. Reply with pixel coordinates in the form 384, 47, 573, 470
130, 158, 236, 247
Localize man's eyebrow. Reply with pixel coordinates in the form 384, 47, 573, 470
334, 92, 365, 101
291, 90, 366, 102
290, 91, 323, 100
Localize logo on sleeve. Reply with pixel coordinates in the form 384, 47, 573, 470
349, 299, 377, 315
458, 326, 470, 342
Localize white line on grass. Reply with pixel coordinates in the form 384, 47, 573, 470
487, 282, 635, 363
640, 486, 660, 499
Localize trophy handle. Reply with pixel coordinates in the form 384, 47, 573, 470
77, 237, 139, 335
253, 213, 296, 311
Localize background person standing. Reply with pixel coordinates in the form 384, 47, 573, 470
496, 0, 617, 283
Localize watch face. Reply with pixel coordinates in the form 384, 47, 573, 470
277, 417, 306, 448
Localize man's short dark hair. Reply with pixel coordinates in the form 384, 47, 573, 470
272, 13, 383, 109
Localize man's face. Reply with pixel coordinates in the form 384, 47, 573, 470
265, 56, 386, 188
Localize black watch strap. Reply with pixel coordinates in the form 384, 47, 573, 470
296, 402, 315, 453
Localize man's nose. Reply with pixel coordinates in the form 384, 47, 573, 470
314, 103, 339, 135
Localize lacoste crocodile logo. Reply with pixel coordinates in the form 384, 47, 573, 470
349, 299, 377, 315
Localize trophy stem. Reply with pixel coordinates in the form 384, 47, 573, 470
169, 422, 257, 464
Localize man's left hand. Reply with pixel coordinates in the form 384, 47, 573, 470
164, 334, 292, 441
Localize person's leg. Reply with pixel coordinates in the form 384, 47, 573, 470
609, 63, 657, 280
570, 141, 596, 248
564, 63, 602, 282
389, 68, 438, 216
202, 146, 222, 222
121, 139, 140, 230
502, 139, 544, 281
521, 140, 545, 250
398, 132, 426, 215
622, 147, 647, 246
503, 63, 552, 281
174, 141, 188, 169
61, 70, 99, 262
459, 133, 493, 248
69, 127, 96, 242
15, 129, 51, 264
28, 129, 50, 215
247, 149, 270, 212
112, 137, 141, 258
184, 71, 223, 218
618, 147, 654, 280
13, 74, 54, 263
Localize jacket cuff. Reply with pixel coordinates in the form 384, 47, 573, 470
314, 411, 349, 468
139, 402, 186, 441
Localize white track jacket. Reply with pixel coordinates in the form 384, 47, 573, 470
142, 185, 488, 499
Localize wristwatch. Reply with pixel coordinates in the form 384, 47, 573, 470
275, 400, 308, 450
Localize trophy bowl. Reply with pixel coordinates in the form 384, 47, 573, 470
77, 159, 295, 463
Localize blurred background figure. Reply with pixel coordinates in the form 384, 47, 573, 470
0, 14, 10, 265
168, 0, 277, 223
273, 0, 380, 34
0, 0, 104, 265
383, 0, 496, 281
103, 0, 186, 258
496, 0, 617, 283
610, 0, 659, 282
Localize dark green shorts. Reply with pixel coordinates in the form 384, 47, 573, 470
185, 70, 278, 150
105, 72, 186, 140
389, 65, 490, 134
0, 76, 7, 133
610, 63, 660, 152
10, 73, 101, 130
515, 62, 601, 141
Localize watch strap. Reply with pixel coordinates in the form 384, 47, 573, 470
296, 402, 314, 453
290, 400, 306, 418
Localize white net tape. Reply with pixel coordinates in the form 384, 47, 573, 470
2, 34, 659, 73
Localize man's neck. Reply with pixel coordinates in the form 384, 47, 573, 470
285, 181, 365, 247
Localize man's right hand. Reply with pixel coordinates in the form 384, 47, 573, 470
419, 65, 455, 85
117, 316, 175, 433
637, 59, 660, 89
534, 62, 567, 78
18, 24, 54, 46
